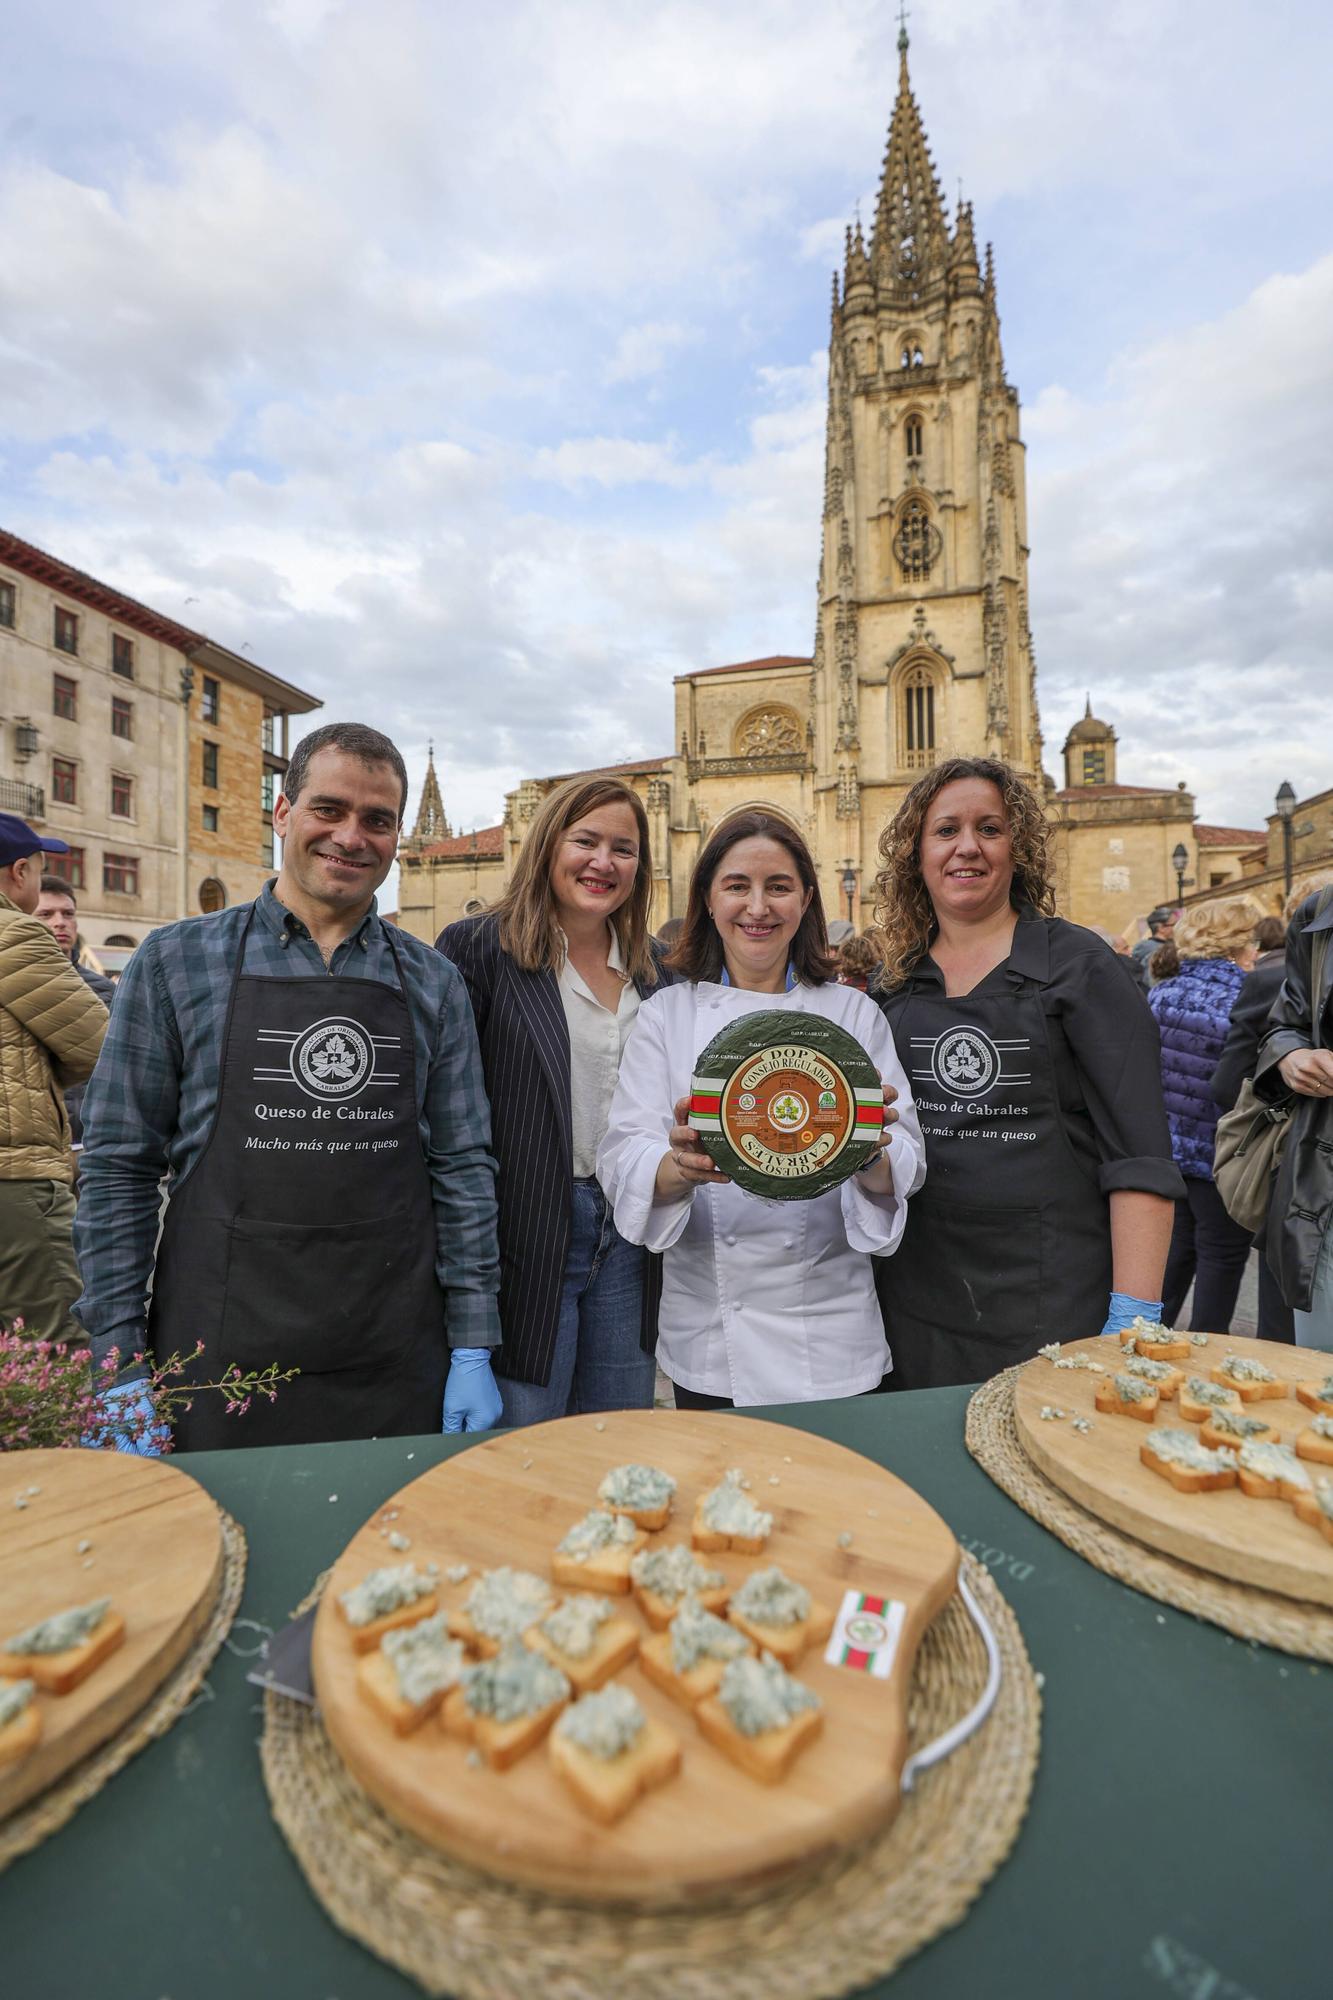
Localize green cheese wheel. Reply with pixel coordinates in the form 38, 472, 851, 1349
688, 1010, 884, 1202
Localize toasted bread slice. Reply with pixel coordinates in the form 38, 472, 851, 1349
1292, 1488, 1333, 1543
638, 1627, 755, 1709
691, 1502, 770, 1557
1210, 1365, 1287, 1404
551, 1535, 645, 1597
338, 1594, 440, 1655
549, 1710, 681, 1824
1235, 1453, 1312, 1502
1138, 1442, 1237, 1493
2, 1609, 126, 1696
529, 1614, 640, 1694
1295, 1425, 1333, 1466
694, 1693, 823, 1784
1295, 1381, 1333, 1417
632, 1580, 730, 1632
1119, 1361, 1184, 1400
440, 1684, 567, 1769
1119, 1329, 1190, 1361
725, 1598, 834, 1669
1178, 1381, 1242, 1424
1200, 1413, 1280, 1452
1094, 1380, 1159, 1423
355, 1649, 452, 1736
0, 1695, 41, 1769
447, 1606, 543, 1659
603, 1498, 671, 1532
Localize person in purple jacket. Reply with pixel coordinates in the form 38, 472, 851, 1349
1148, 896, 1265, 1331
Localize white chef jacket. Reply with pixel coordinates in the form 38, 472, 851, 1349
596, 978, 926, 1405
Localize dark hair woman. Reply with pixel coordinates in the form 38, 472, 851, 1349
437, 774, 669, 1425
869, 756, 1183, 1388
598, 810, 925, 1408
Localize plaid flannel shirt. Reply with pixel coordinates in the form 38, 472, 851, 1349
74, 882, 501, 1369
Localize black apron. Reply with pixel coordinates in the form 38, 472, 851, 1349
876, 965, 1110, 1388
149, 910, 448, 1450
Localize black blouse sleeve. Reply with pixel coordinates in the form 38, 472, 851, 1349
1047, 924, 1184, 1199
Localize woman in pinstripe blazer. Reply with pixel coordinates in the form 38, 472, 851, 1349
437, 775, 672, 1426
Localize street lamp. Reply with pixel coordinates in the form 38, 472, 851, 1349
1171, 842, 1189, 906
840, 862, 857, 926
1275, 780, 1297, 898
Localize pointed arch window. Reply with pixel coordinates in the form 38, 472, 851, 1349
901, 664, 937, 771
893, 498, 940, 582
904, 414, 924, 459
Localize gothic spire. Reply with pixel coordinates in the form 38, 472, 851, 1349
871, 25, 949, 297
407, 741, 450, 848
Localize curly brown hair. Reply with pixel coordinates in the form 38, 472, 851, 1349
872, 758, 1055, 989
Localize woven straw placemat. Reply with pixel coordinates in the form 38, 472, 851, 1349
0, 1508, 248, 1872
261, 1550, 1038, 2000
967, 1368, 1333, 1663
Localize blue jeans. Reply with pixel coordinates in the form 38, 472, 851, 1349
1293, 1221, 1333, 1351
497, 1179, 656, 1426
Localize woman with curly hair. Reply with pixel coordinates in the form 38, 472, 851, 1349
870, 757, 1183, 1388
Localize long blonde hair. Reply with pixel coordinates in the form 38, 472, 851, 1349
872, 758, 1055, 988
495, 775, 657, 983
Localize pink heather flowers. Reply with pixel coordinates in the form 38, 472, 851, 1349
0, 1321, 297, 1452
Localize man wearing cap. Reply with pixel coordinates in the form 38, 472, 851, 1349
1132, 906, 1177, 985
74, 722, 505, 1450
0, 814, 110, 1343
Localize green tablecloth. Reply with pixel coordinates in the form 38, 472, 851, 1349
7, 1388, 1328, 1999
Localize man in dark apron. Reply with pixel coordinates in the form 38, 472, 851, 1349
75, 723, 504, 1449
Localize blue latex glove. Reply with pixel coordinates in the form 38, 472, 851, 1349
96, 1380, 168, 1455
1099, 1292, 1166, 1338
442, 1349, 504, 1434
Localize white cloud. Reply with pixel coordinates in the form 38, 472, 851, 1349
1028, 252, 1333, 824
529, 435, 701, 489
604, 321, 699, 384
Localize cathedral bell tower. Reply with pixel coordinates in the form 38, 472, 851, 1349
810, 25, 1044, 915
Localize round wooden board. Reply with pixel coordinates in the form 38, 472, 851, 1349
0, 1448, 225, 1819
311, 1409, 960, 1905
1013, 1334, 1333, 1609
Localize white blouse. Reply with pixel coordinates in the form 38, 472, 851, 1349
597, 978, 926, 1405
558, 926, 641, 1178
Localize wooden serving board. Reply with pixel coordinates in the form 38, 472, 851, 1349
1013, 1334, 1333, 1609
0, 1449, 225, 1819
311, 1409, 959, 1904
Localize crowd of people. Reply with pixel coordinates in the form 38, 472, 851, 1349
1, 723, 1329, 1456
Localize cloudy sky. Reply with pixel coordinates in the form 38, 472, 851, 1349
3, 0, 1331, 852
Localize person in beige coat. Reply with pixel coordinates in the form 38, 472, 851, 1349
0, 812, 109, 1345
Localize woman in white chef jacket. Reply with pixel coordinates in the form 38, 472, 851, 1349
597, 810, 925, 1407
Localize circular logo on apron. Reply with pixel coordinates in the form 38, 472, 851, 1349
290, 1017, 374, 1100
931, 1026, 1000, 1098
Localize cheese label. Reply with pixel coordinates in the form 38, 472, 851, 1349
690, 1012, 883, 1201
824, 1590, 906, 1679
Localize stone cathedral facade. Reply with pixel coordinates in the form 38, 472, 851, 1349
398, 36, 1254, 946
807, 25, 1044, 914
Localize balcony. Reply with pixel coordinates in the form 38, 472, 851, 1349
0, 777, 45, 819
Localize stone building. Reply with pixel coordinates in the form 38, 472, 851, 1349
398, 32, 1261, 948
0, 528, 320, 953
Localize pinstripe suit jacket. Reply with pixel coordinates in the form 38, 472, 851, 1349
436, 912, 672, 1386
